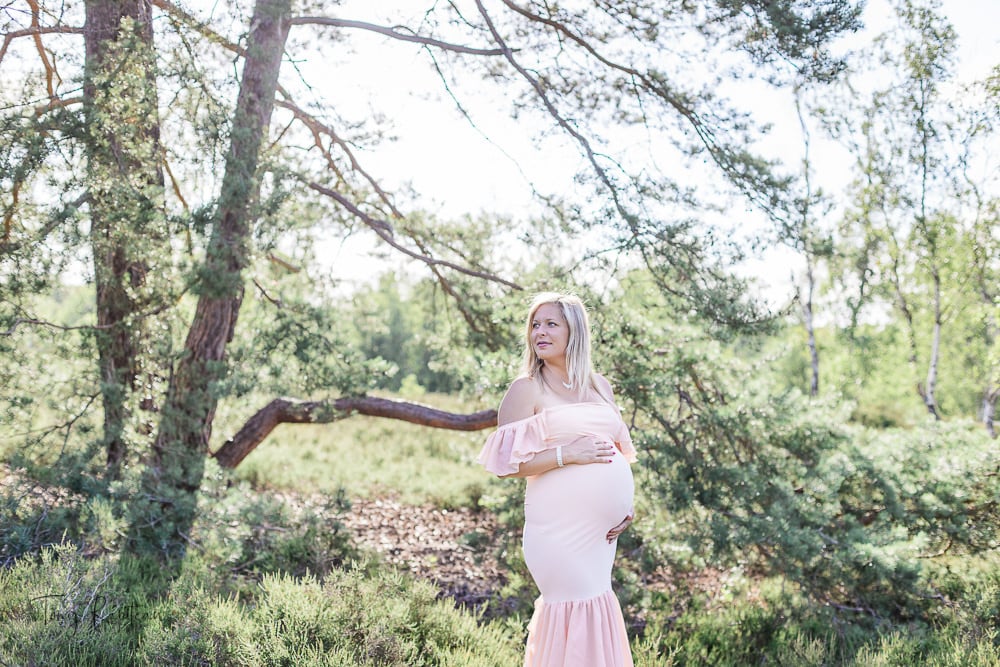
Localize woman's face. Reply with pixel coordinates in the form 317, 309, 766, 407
531, 302, 570, 363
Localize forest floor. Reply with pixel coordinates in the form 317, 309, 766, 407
0, 463, 735, 624
338, 495, 738, 627
340, 496, 512, 613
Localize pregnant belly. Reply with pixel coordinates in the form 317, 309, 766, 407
522, 455, 634, 602
524, 454, 634, 530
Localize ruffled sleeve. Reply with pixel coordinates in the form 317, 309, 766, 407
614, 419, 638, 463
477, 412, 551, 477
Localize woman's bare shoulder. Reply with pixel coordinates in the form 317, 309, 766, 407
592, 372, 615, 394
498, 376, 539, 425
591, 372, 622, 408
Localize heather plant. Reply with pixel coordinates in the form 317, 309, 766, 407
0, 543, 523, 667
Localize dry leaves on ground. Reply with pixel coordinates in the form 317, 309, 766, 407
340, 496, 512, 611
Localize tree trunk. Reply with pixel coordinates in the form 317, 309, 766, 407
983, 388, 998, 439
923, 267, 942, 419
803, 256, 820, 397
213, 397, 498, 468
84, 0, 163, 480
888, 250, 923, 402
127, 0, 291, 560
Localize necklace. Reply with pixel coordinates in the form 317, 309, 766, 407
561, 380, 573, 390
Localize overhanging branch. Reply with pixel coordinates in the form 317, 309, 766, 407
212, 396, 497, 468
289, 16, 509, 56
0, 25, 83, 67
152, 0, 243, 56
493, 0, 790, 224
275, 97, 403, 219
473, 0, 639, 239
307, 180, 523, 290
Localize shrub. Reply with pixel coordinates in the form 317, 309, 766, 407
139, 566, 522, 666
0, 543, 523, 666
0, 546, 136, 667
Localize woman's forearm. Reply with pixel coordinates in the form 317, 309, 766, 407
500, 446, 562, 478
500, 436, 617, 478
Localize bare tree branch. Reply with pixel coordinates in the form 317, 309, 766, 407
274, 97, 403, 219
213, 396, 497, 468
0, 25, 83, 67
473, 0, 639, 238
422, 43, 553, 208
26, 0, 59, 98
494, 1, 790, 223
290, 16, 509, 56
266, 252, 301, 273
307, 180, 523, 290
31, 94, 82, 116
151, 0, 243, 56
1, 316, 108, 336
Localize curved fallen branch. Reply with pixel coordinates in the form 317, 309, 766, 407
213, 396, 498, 468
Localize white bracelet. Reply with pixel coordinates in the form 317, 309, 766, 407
556, 446, 564, 468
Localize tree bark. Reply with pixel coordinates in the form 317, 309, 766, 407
924, 266, 942, 419
983, 389, 998, 439
84, 0, 163, 479
128, 0, 291, 559
213, 397, 498, 468
803, 256, 820, 397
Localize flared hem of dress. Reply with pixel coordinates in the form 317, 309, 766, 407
523, 588, 633, 667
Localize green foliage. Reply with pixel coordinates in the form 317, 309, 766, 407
592, 277, 1000, 620
227, 292, 377, 399
712, 0, 863, 80
767, 314, 996, 425
4, 365, 1000, 665
193, 468, 358, 583
336, 269, 526, 396
631, 572, 1000, 666
0, 546, 136, 667
0, 543, 521, 667
0, 476, 86, 567
0, 448, 517, 664
2, 0, 998, 661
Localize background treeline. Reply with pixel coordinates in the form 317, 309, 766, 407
330, 268, 998, 430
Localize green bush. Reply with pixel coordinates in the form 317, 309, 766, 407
0, 544, 522, 666
195, 475, 358, 583
0, 468, 89, 567
0, 545, 137, 667
631, 574, 1000, 666
598, 294, 1000, 618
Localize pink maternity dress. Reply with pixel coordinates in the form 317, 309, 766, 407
478, 401, 637, 667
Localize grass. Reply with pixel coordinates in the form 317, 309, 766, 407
234, 417, 493, 507
215, 391, 500, 508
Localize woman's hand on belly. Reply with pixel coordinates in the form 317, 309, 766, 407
605, 512, 634, 543
563, 436, 617, 466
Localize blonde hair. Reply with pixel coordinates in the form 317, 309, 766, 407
521, 292, 608, 401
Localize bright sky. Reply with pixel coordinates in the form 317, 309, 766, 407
303, 0, 999, 215
282, 0, 999, 300
9, 1, 996, 298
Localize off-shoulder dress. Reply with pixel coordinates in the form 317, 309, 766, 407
478, 401, 637, 667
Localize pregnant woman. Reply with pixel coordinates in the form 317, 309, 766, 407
479, 292, 636, 667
